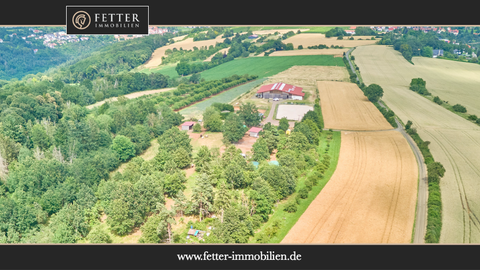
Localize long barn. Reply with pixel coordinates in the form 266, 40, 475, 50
256, 82, 304, 100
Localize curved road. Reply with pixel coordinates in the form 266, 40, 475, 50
345, 47, 359, 82
378, 101, 428, 243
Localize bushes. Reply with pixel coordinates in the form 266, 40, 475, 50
452, 104, 467, 113
409, 78, 430, 95
433, 96, 443, 105
405, 121, 445, 243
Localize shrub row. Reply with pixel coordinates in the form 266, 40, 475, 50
405, 122, 445, 243
373, 102, 398, 128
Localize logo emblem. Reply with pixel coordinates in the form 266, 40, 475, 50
72, 10, 91, 30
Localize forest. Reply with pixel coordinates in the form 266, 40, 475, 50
0, 27, 115, 80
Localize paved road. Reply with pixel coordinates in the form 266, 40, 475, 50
345, 47, 359, 82
378, 100, 427, 243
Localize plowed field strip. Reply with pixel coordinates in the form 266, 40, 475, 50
382, 137, 403, 242
328, 134, 368, 243
302, 134, 363, 243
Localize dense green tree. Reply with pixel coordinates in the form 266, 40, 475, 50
87, 227, 112, 243
249, 177, 275, 222
364, 84, 384, 103
258, 164, 296, 200
157, 127, 192, 155
173, 147, 192, 169
30, 124, 51, 151
194, 145, 212, 172
215, 204, 253, 243
203, 106, 223, 132
164, 172, 186, 198
193, 123, 201, 132
278, 117, 289, 132
223, 162, 245, 189
107, 199, 135, 236
111, 135, 136, 161
222, 113, 245, 143
191, 173, 214, 221
252, 138, 270, 161
238, 102, 261, 127
213, 181, 231, 223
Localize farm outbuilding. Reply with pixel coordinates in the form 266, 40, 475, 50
256, 82, 304, 100
248, 127, 263, 137
181, 121, 196, 131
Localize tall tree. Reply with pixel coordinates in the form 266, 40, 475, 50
364, 84, 384, 103
238, 102, 261, 127
213, 181, 231, 223
222, 113, 245, 143
191, 173, 214, 221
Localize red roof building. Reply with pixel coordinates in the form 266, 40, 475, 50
256, 82, 304, 100
248, 127, 263, 137
181, 121, 196, 131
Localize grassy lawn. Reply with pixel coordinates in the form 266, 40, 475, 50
200, 55, 344, 81
180, 78, 268, 118
135, 63, 182, 79
248, 130, 341, 243
302, 26, 349, 33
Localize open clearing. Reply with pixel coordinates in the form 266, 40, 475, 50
268, 48, 348, 57
282, 130, 418, 243
283, 33, 378, 48
318, 81, 393, 130
86, 88, 175, 110
276, 105, 313, 121
353, 45, 480, 243
143, 35, 226, 68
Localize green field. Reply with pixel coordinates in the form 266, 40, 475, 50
302, 26, 349, 33
180, 78, 268, 118
135, 63, 180, 78
200, 55, 344, 81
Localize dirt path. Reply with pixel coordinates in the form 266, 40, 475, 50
86, 88, 175, 110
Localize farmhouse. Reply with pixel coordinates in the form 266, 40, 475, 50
248, 127, 262, 138
256, 82, 304, 100
181, 121, 196, 131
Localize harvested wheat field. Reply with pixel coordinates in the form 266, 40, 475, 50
143, 35, 226, 67
269, 48, 348, 57
283, 33, 378, 48
318, 81, 393, 130
282, 131, 418, 243
353, 45, 480, 243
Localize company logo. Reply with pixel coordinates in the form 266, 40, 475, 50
67, 6, 148, 35
72, 10, 91, 30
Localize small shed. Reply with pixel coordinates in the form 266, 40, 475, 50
248, 127, 263, 137
181, 121, 196, 131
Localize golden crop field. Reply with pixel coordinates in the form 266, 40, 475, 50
268, 48, 348, 57
318, 81, 393, 130
282, 130, 418, 243
353, 45, 480, 243
143, 35, 226, 68
282, 33, 378, 48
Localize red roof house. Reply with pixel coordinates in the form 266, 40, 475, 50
181, 121, 196, 131
248, 127, 263, 137
256, 82, 304, 100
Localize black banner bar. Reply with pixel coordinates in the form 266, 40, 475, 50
0, 244, 479, 269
